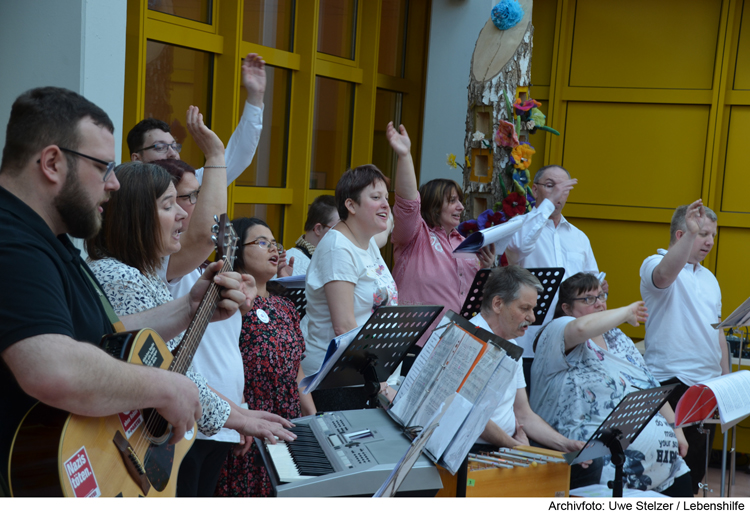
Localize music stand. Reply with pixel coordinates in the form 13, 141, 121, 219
318, 305, 443, 408
459, 267, 564, 325
267, 279, 307, 319
566, 384, 676, 497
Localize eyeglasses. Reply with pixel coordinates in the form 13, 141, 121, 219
59, 147, 116, 182
537, 181, 556, 190
573, 292, 608, 305
137, 142, 182, 154
177, 189, 200, 204
244, 238, 283, 252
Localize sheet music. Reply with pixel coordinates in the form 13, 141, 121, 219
373, 400, 447, 498
391, 323, 463, 425
268, 274, 306, 289
459, 342, 507, 403
714, 296, 750, 329
423, 393, 473, 463
390, 317, 450, 416
701, 370, 750, 432
440, 354, 518, 474
452, 218, 523, 258
299, 325, 361, 393
409, 328, 485, 428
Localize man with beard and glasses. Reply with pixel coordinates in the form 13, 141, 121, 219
0, 87, 255, 496
470, 266, 585, 455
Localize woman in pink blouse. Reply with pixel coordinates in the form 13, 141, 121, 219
387, 122, 495, 347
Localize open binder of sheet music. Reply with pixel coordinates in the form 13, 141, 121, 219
675, 370, 750, 433
452, 219, 523, 258
388, 310, 523, 474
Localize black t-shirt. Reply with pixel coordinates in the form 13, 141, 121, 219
0, 185, 112, 481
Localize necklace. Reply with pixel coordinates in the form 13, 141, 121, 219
339, 221, 368, 250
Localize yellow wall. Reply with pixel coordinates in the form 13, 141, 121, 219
533, 0, 750, 339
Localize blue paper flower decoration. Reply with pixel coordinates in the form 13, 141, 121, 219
491, 0, 525, 31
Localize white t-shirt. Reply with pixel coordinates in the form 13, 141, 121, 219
505, 199, 599, 358
158, 258, 244, 443
285, 247, 310, 276
640, 249, 723, 385
470, 313, 525, 441
300, 229, 398, 375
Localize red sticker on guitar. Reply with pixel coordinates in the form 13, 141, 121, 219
118, 409, 143, 438
64, 447, 101, 498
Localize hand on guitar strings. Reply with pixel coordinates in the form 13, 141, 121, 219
154, 374, 202, 445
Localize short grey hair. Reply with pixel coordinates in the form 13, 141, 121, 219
481, 266, 542, 311
669, 204, 718, 245
533, 164, 571, 184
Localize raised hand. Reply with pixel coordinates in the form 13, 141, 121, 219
549, 177, 577, 204
625, 301, 648, 327
386, 121, 411, 157
242, 53, 266, 107
684, 199, 706, 236
186, 105, 225, 159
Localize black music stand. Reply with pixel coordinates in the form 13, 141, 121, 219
317, 305, 443, 408
459, 267, 565, 325
267, 279, 307, 319
567, 384, 676, 497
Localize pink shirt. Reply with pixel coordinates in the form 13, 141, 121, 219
392, 194, 480, 345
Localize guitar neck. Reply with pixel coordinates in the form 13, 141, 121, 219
169, 256, 234, 375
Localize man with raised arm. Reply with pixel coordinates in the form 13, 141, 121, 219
127, 53, 265, 186
504, 165, 601, 387
640, 199, 729, 494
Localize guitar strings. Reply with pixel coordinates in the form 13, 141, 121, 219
130, 240, 236, 471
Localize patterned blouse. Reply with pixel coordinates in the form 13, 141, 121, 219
215, 295, 305, 497
88, 257, 231, 436
531, 316, 689, 492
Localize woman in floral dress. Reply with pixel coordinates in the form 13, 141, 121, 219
215, 217, 313, 497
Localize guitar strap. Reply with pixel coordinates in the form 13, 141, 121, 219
81, 264, 127, 333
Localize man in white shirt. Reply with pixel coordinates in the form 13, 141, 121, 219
473, 266, 583, 454
639, 199, 729, 494
505, 165, 602, 388
126, 53, 265, 188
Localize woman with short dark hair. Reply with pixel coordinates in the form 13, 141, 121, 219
300, 164, 398, 409
387, 122, 495, 347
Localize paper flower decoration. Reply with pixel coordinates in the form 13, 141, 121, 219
503, 192, 527, 218
491, 0, 524, 31
531, 107, 546, 127
514, 98, 542, 113
511, 143, 535, 170
457, 219, 480, 238
446, 153, 458, 169
472, 131, 486, 142
513, 169, 529, 186
478, 209, 508, 229
495, 120, 519, 149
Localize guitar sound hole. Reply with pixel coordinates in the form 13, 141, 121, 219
142, 409, 170, 443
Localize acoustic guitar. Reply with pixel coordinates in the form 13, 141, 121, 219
8, 215, 237, 497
